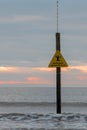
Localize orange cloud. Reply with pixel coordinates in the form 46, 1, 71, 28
64, 66, 87, 73
0, 65, 87, 74
27, 77, 41, 84
60, 65, 87, 87
26, 76, 54, 85
0, 65, 87, 73
0, 66, 55, 73
0, 81, 24, 84
77, 76, 87, 80
33, 68, 55, 72
0, 76, 54, 85
77, 66, 87, 73
0, 65, 87, 87
0, 66, 19, 73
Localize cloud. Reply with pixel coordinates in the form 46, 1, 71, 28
61, 66, 87, 87
0, 76, 54, 85
67, 66, 87, 73
0, 66, 55, 73
0, 15, 47, 23
0, 66, 55, 86
0, 66, 18, 73
77, 76, 87, 80
26, 76, 53, 85
0, 65, 87, 74
0, 81, 24, 85
0, 65, 87, 87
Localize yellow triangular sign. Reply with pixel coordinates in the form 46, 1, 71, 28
48, 50, 68, 67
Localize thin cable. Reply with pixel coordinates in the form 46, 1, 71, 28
57, 0, 58, 32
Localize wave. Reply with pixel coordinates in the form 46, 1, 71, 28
62, 102, 87, 106
0, 112, 86, 121
0, 102, 56, 106
0, 113, 87, 129
0, 101, 87, 107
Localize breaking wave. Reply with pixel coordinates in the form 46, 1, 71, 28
0, 102, 86, 129
0, 113, 87, 129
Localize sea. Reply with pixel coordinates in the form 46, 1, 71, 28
0, 86, 87, 130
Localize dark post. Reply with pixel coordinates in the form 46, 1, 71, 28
56, 32, 61, 113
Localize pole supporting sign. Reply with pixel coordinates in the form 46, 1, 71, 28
48, 50, 68, 67
48, 33, 68, 114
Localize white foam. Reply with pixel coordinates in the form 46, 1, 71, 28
0, 113, 86, 130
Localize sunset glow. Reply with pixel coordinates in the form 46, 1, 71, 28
26, 77, 52, 85
0, 66, 87, 73
0, 66, 55, 73
0, 66, 18, 72
0, 77, 54, 85
62, 66, 87, 73
0, 65, 87, 86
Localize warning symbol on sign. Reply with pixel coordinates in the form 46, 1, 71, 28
48, 50, 68, 67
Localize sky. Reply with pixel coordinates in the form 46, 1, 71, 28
0, 0, 87, 87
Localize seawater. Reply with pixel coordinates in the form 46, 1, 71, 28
0, 86, 87, 103
0, 87, 86, 130
0, 87, 56, 103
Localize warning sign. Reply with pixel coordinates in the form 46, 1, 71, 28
48, 50, 68, 67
